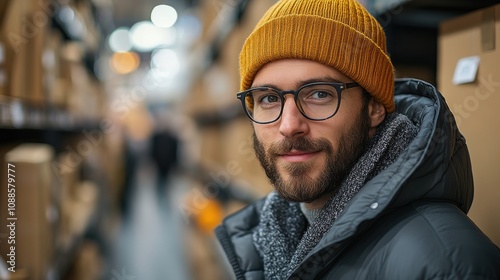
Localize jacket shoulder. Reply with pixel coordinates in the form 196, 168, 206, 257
321, 202, 500, 279
387, 202, 499, 278
404, 202, 500, 275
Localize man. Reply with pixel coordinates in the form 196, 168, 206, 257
215, 0, 500, 279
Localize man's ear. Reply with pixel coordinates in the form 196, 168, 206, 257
368, 98, 386, 136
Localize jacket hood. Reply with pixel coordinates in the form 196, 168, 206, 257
390, 78, 473, 211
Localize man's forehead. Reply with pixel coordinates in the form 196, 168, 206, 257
251, 59, 353, 89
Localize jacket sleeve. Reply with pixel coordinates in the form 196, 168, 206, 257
215, 199, 266, 280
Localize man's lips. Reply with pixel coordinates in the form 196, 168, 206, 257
278, 150, 320, 163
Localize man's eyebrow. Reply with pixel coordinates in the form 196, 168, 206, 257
250, 83, 279, 89
297, 77, 343, 87
251, 76, 343, 90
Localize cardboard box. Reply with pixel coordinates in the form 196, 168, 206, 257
25, 0, 55, 106
0, 1, 11, 24
0, 1, 24, 97
0, 144, 57, 280
0, 0, 29, 100
0, 267, 28, 280
2, 0, 63, 108
438, 4, 500, 246
53, 55, 72, 109
63, 44, 103, 123
0, 38, 10, 97
54, 151, 81, 203
24, 11, 47, 107
58, 180, 98, 252
43, 30, 65, 108
63, 240, 102, 280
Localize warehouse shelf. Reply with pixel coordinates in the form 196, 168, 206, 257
0, 1, 112, 278
0, 98, 106, 132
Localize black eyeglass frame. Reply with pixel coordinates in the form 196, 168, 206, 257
236, 81, 360, 124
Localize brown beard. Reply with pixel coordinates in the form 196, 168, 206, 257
253, 106, 371, 203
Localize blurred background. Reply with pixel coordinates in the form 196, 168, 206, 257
0, 0, 499, 279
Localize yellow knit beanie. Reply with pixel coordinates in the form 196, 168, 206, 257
240, 0, 395, 112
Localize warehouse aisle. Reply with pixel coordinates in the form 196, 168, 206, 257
110, 158, 191, 280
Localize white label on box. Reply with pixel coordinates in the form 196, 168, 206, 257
453, 56, 480, 85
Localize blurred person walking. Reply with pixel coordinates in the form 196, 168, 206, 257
150, 113, 179, 203
119, 102, 154, 219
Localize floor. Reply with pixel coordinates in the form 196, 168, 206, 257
109, 159, 193, 280
103, 151, 237, 280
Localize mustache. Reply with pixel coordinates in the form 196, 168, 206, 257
268, 137, 331, 155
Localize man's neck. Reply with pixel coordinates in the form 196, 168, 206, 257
300, 203, 322, 224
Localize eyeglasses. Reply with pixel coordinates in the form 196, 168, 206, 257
236, 81, 360, 124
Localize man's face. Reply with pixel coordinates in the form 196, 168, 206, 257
251, 59, 372, 207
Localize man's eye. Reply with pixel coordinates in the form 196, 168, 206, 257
306, 90, 336, 101
310, 91, 330, 99
301, 88, 337, 105
260, 94, 280, 104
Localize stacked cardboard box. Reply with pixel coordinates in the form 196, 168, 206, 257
0, 1, 11, 20
0, 0, 51, 107
0, 141, 102, 279
54, 151, 82, 250
0, 40, 5, 97
53, 137, 101, 252
0, 0, 28, 103
0, 144, 57, 280
0, 31, 13, 98
43, 30, 66, 109
438, 4, 500, 246
24, 0, 50, 107
0, 0, 106, 127
63, 240, 103, 280
62, 180, 98, 246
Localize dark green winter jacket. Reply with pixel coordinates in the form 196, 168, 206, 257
215, 79, 500, 279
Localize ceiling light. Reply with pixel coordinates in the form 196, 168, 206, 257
151, 5, 178, 28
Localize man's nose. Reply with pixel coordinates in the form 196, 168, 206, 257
278, 96, 309, 138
